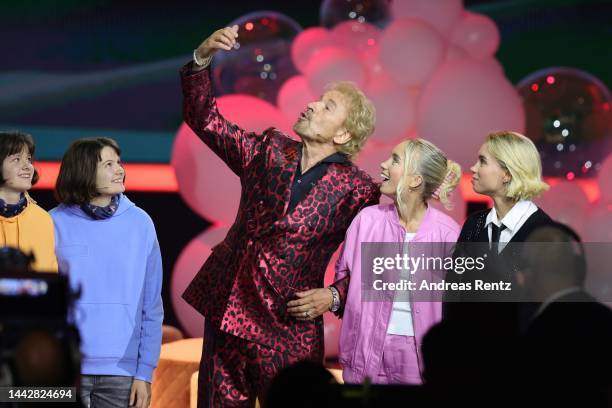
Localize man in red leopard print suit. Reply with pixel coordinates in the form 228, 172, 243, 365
181, 26, 380, 407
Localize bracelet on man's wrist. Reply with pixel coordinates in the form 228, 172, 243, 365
193, 49, 212, 67
329, 286, 340, 312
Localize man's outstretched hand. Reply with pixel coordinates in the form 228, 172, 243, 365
194, 25, 239, 65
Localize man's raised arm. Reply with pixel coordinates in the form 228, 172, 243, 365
180, 25, 263, 177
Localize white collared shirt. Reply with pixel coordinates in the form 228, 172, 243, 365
485, 200, 538, 253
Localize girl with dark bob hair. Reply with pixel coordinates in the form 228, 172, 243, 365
51, 137, 163, 407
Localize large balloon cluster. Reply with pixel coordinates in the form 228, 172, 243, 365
170, 1, 611, 339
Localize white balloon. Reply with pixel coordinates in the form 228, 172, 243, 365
416, 59, 525, 168
367, 79, 418, 143
450, 12, 500, 60
305, 46, 367, 96
391, 0, 464, 35
379, 18, 446, 86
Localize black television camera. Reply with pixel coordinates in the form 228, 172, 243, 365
0, 247, 80, 394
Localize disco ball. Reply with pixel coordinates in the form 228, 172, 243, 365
320, 0, 391, 29
517, 67, 612, 178
212, 11, 302, 104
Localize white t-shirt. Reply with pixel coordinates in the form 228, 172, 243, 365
387, 232, 417, 336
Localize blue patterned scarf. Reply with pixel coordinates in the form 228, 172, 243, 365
81, 195, 120, 220
0, 193, 28, 218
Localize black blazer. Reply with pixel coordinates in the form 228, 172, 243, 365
437, 207, 556, 393
443, 207, 554, 334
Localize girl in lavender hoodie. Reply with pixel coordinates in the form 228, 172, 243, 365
51, 138, 163, 408
290, 138, 461, 384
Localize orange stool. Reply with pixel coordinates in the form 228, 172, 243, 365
151, 338, 202, 408
162, 325, 184, 344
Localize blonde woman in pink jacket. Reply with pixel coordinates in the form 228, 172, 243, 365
289, 138, 461, 384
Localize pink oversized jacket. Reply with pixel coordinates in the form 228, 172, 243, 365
333, 203, 460, 383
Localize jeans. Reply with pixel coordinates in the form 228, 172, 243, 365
80, 375, 133, 408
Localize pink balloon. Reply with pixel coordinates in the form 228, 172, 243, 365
365, 66, 394, 90
391, 0, 463, 35
172, 123, 241, 224
356, 140, 393, 179
330, 20, 380, 55
361, 46, 387, 86
322, 248, 341, 359
170, 227, 229, 338
445, 44, 468, 63
446, 46, 503, 78
416, 59, 525, 168
291, 27, 332, 74
324, 312, 341, 360
584, 203, 612, 242
583, 204, 612, 301
277, 75, 316, 125
304, 46, 367, 96
480, 58, 504, 75
450, 12, 500, 60
597, 154, 612, 204
379, 18, 446, 86
324, 248, 341, 287
355, 142, 396, 206
584, 203, 612, 244
216, 94, 294, 136
172, 95, 293, 224
367, 78, 418, 143
535, 181, 589, 236
323, 248, 341, 354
